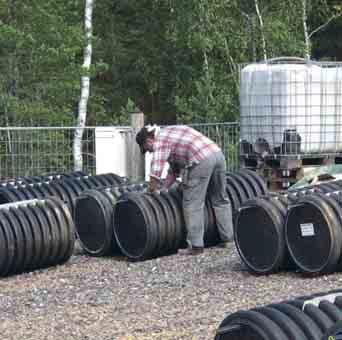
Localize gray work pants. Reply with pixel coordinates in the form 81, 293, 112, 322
182, 151, 233, 248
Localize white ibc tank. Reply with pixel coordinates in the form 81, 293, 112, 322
240, 61, 342, 153
320, 67, 342, 151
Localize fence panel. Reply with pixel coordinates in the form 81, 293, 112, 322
0, 123, 240, 180
0, 127, 96, 180
190, 122, 240, 171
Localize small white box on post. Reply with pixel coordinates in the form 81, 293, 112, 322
95, 127, 128, 176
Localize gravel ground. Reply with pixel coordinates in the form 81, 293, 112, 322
1, 242, 342, 340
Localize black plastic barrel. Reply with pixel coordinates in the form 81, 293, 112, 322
113, 188, 220, 260
75, 183, 147, 256
0, 197, 75, 276
234, 193, 298, 274
285, 191, 342, 274
215, 289, 342, 340
168, 188, 220, 247
233, 181, 342, 275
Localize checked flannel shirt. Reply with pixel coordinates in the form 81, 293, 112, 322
150, 125, 220, 184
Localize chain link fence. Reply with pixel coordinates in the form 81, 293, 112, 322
0, 127, 97, 180
189, 122, 240, 171
0, 123, 240, 180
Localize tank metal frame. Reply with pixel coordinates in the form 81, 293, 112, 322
239, 57, 342, 190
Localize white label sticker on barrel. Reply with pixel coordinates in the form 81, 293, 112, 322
300, 223, 315, 237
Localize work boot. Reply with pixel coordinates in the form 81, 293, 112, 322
178, 246, 204, 256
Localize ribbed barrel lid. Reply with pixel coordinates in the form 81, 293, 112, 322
285, 202, 334, 273
235, 203, 282, 273
114, 196, 149, 259
75, 194, 108, 255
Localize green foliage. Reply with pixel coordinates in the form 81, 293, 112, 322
175, 68, 238, 123
0, 0, 340, 128
0, 0, 84, 126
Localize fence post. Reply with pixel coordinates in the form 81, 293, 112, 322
129, 110, 145, 180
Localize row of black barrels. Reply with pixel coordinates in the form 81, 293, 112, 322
0, 171, 87, 187
74, 169, 268, 260
0, 172, 126, 276
0, 168, 266, 275
75, 184, 218, 259
216, 289, 342, 340
235, 180, 342, 275
0, 197, 75, 276
0, 173, 126, 217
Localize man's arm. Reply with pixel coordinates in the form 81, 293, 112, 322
164, 170, 177, 189
149, 139, 171, 192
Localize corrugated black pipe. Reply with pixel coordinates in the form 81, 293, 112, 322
0, 197, 75, 276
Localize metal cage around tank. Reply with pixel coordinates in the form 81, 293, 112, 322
239, 57, 342, 159
239, 57, 342, 189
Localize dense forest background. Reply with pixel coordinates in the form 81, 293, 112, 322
0, 0, 341, 127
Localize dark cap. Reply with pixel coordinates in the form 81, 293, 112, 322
136, 127, 149, 154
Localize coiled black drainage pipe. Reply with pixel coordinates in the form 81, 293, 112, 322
226, 169, 268, 220
234, 181, 342, 275
0, 173, 126, 216
0, 171, 87, 187
285, 190, 342, 275
75, 183, 147, 256
113, 189, 220, 260
215, 290, 342, 340
0, 197, 75, 276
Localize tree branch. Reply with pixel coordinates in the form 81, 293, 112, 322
254, 0, 267, 61
308, 14, 341, 39
302, 0, 310, 59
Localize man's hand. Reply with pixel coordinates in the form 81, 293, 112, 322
148, 177, 158, 193
164, 171, 176, 189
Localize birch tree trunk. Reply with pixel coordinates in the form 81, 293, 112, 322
254, 0, 267, 61
241, 11, 257, 62
302, 0, 311, 59
73, 0, 93, 171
